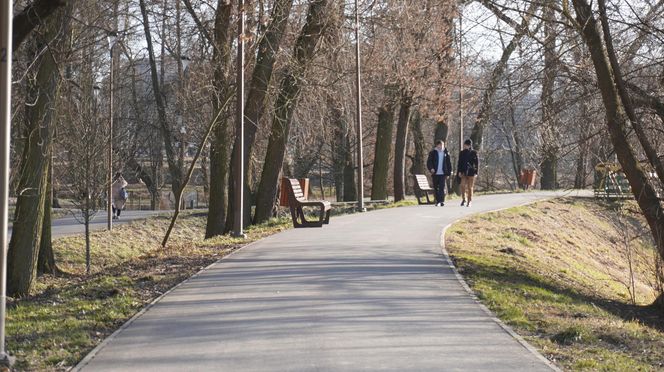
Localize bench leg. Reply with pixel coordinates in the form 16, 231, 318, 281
318, 206, 325, 224
293, 206, 324, 228
290, 206, 302, 228
290, 207, 302, 227
297, 207, 308, 226
315, 206, 330, 225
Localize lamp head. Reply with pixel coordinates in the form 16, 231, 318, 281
107, 31, 118, 50
180, 56, 191, 72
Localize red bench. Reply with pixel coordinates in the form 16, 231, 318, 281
413, 174, 435, 205
285, 178, 331, 227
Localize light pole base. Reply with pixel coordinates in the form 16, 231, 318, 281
231, 232, 247, 239
358, 207, 367, 213
0, 353, 15, 371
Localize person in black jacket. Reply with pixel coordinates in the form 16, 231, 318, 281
426, 140, 452, 206
457, 139, 479, 207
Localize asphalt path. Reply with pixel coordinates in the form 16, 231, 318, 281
75, 192, 579, 371
8, 210, 171, 238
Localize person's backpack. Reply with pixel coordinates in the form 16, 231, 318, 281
120, 187, 129, 201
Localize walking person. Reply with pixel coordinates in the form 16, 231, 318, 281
427, 140, 452, 206
458, 139, 479, 207
111, 172, 128, 219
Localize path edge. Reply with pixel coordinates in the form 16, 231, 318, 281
71, 238, 264, 372
438, 199, 563, 372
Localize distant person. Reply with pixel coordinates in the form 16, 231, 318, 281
458, 139, 479, 207
427, 140, 452, 206
111, 172, 129, 219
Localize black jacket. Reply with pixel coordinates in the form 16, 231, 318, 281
457, 149, 479, 176
427, 148, 452, 176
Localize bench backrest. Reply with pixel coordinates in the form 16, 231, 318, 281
287, 178, 306, 202
414, 174, 431, 190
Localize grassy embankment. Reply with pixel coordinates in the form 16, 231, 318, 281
446, 198, 664, 371
7, 200, 416, 371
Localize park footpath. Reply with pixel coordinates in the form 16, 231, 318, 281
74, 192, 576, 372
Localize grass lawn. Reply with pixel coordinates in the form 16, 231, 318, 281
6, 200, 417, 371
446, 197, 664, 371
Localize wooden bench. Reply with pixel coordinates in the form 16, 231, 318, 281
285, 178, 331, 228
413, 174, 435, 205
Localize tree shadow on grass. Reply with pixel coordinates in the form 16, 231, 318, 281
454, 257, 664, 333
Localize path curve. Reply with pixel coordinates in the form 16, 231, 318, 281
75, 192, 572, 371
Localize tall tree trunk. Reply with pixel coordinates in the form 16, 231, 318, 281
572, 0, 664, 307
7, 8, 67, 296
138, 0, 183, 195
596, 0, 664, 187
253, 0, 334, 224
371, 103, 395, 200
504, 72, 524, 184
574, 97, 591, 189
205, 0, 233, 238
393, 93, 412, 202
434, 121, 449, 144
433, 8, 455, 145
410, 111, 427, 176
342, 133, 357, 202
224, 0, 295, 233
540, 4, 558, 190
330, 103, 346, 202
37, 153, 56, 275
470, 1, 538, 149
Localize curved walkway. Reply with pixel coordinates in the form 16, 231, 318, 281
76, 192, 573, 371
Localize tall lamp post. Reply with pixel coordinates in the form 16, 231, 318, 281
233, 0, 246, 238
0, 2, 13, 368
354, 0, 365, 212
177, 55, 190, 174
458, 5, 464, 155
107, 31, 118, 230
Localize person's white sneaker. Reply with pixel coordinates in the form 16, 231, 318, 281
467, 202, 472, 207
435, 202, 441, 207
461, 200, 466, 206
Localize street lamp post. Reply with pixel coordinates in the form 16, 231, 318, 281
354, 0, 365, 212
177, 55, 190, 169
107, 31, 117, 231
179, 123, 186, 207
458, 6, 464, 155
233, 0, 246, 238
0, 2, 13, 368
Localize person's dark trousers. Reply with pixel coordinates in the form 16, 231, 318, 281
433, 175, 447, 204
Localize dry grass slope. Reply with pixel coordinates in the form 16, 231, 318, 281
446, 198, 664, 371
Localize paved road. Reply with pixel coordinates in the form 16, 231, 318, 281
76, 192, 577, 371
8, 210, 171, 239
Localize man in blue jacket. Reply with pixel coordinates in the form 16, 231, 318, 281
426, 140, 452, 206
